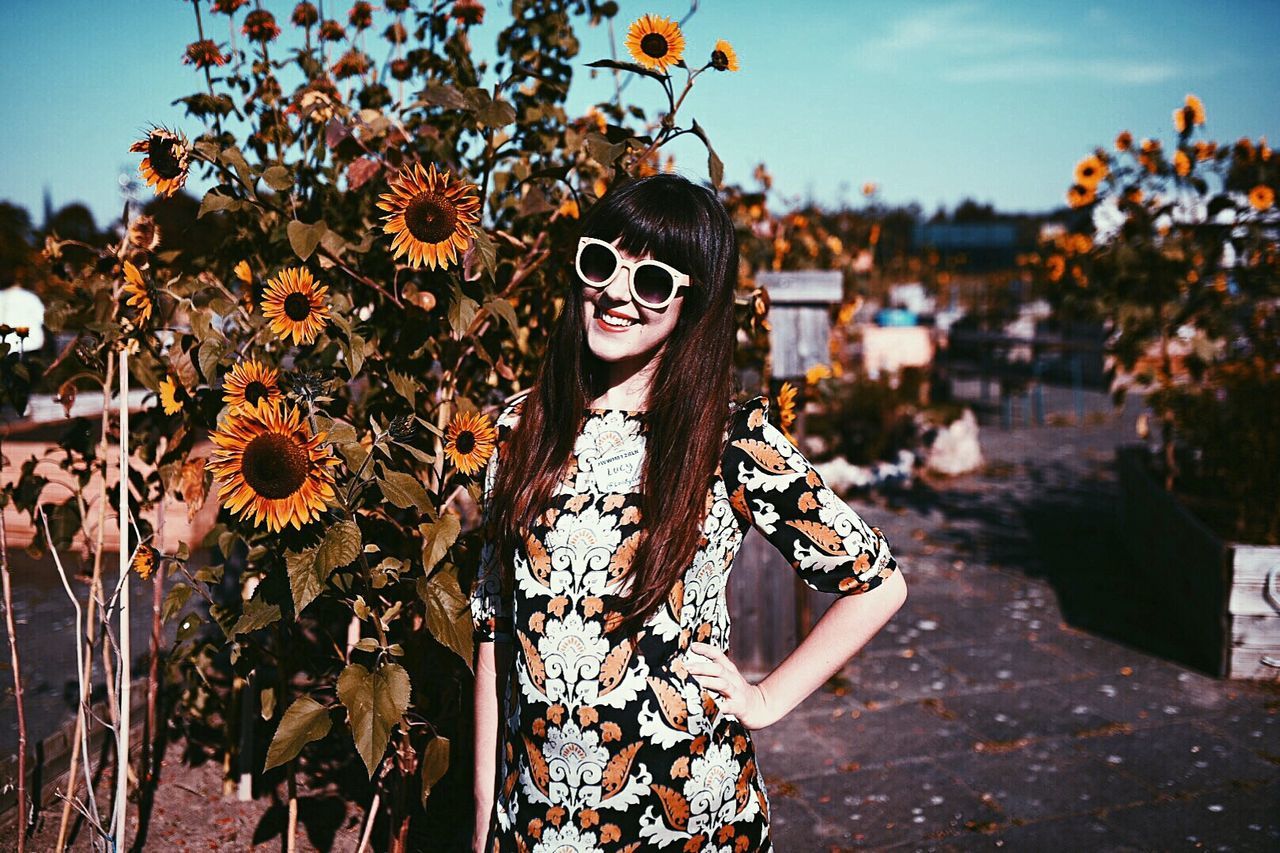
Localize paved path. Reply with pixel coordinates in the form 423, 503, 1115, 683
755, 395, 1280, 851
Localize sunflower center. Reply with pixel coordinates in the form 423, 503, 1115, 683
244, 381, 271, 406
711, 49, 728, 69
640, 33, 669, 59
241, 432, 310, 499
283, 292, 313, 321
404, 192, 459, 244
149, 137, 184, 180
455, 430, 476, 455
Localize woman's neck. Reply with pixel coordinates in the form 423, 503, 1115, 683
590, 349, 661, 410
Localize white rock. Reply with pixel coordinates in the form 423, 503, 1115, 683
925, 409, 984, 476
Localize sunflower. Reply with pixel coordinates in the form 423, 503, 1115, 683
207, 399, 340, 532
234, 259, 253, 285
710, 39, 739, 72
1115, 131, 1132, 152
376, 163, 481, 270
557, 198, 580, 219
319, 19, 345, 40
332, 49, 372, 80
223, 358, 282, 414
1174, 149, 1192, 177
1194, 141, 1216, 161
129, 127, 191, 198
443, 411, 496, 477
805, 363, 833, 385
625, 14, 685, 73
122, 260, 154, 325
1046, 255, 1066, 282
1173, 94, 1206, 133
777, 382, 798, 442
261, 267, 332, 345
1073, 154, 1108, 188
183, 39, 229, 69
127, 216, 161, 253
1249, 185, 1275, 212
159, 375, 184, 415
1066, 183, 1096, 208
132, 544, 158, 581
862, 182, 878, 197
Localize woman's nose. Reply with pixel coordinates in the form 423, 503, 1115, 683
604, 263, 634, 303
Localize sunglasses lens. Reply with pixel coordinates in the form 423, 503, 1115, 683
633, 263, 677, 306
578, 243, 618, 284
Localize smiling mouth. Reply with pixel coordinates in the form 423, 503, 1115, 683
598, 306, 640, 328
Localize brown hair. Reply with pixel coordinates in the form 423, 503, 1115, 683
486, 173, 741, 646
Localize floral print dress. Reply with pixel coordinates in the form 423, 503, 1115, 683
470, 390, 899, 853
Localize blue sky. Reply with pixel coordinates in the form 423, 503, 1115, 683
2, 0, 1277, 230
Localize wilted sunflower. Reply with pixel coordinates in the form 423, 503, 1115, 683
452, 0, 485, 26
319, 18, 346, 40
443, 410, 496, 477
292, 2, 319, 27
1066, 183, 1096, 208
1115, 131, 1132, 152
332, 48, 372, 80
206, 399, 340, 532
625, 14, 685, 73
121, 261, 155, 325
710, 39, 740, 72
127, 216, 161, 253
261, 267, 332, 345
1250, 185, 1275, 212
132, 544, 158, 580
1073, 154, 1108, 188
183, 39, 229, 69
777, 382, 798, 442
223, 358, 282, 414
158, 375, 184, 415
377, 163, 481, 270
212, 0, 248, 13
242, 9, 281, 42
348, 1, 374, 29
129, 127, 191, 198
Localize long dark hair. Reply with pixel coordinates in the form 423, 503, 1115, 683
487, 173, 741, 645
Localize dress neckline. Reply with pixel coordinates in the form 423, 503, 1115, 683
584, 405, 648, 415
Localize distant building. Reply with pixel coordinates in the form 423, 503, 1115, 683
912, 221, 1020, 270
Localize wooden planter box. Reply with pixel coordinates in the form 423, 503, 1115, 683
1117, 444, 1280, 680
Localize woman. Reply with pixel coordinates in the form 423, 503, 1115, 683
471, 173, 907, 852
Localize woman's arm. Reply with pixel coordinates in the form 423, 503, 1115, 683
757, 569, 906, 725
472, 639, 512, 852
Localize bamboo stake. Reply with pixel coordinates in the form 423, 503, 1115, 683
0, 445, 28, 852
113, 347, 131, 849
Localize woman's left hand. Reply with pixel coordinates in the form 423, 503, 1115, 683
685, 642, 777, 730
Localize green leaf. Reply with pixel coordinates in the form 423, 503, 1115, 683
416, 566, 473, 670
338, 661, 412, 778
198, 190, 242, 218
286, 546, 325, 615
471, 228, 498, 281
421, 82, 471, 111
262, 164, 294, 192
387, 369, 417, 408
324, 420, 359, 445
476, 98, 516, 129
198, 338, 228, 383
264, 696, 332, 771
316, 521, 362, 575
419, 513, 461, 574
161, 583, 192, 623
378, 468, 432, 514
342, 333, 365, 378
287, 219, 328, 262
340, 441, 370, 472
690, 119, 724, 189
448, 291, 480, 339
585, 58, 668, 84
219, 146, 257, 196
231, 596, 281, 637
353, 637, 379, 653
420, 735, 450, 805
483, 295, 517, 332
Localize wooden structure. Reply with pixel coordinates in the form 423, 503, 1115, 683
756, 270, 843, 380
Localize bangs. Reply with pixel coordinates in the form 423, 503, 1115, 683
580, 178, 717, 289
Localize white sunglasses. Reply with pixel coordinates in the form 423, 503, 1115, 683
574, 237, 692, 310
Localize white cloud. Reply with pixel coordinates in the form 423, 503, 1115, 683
858, 2, 1181, 86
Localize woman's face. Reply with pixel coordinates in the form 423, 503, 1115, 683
581, 237, 685, 365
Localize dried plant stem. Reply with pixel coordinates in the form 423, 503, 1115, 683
42, 506, 104, 851
356, 791, 381, 853
0, 450, 28, 852
56, 355, 115, 852
142, 491, 166, 786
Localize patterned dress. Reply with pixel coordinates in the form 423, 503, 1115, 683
470, 390, 899, 853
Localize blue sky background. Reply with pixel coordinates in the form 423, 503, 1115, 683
2, 0, 1277, 229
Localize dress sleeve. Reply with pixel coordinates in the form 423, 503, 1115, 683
720, 394, 899, 596
469, 398, 519, 645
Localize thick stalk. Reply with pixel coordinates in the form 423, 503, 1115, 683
113, 347, 132, 848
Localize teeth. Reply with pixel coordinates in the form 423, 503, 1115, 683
602, 313, 636, 327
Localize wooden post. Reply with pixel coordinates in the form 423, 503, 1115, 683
115, 346, 132, 849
